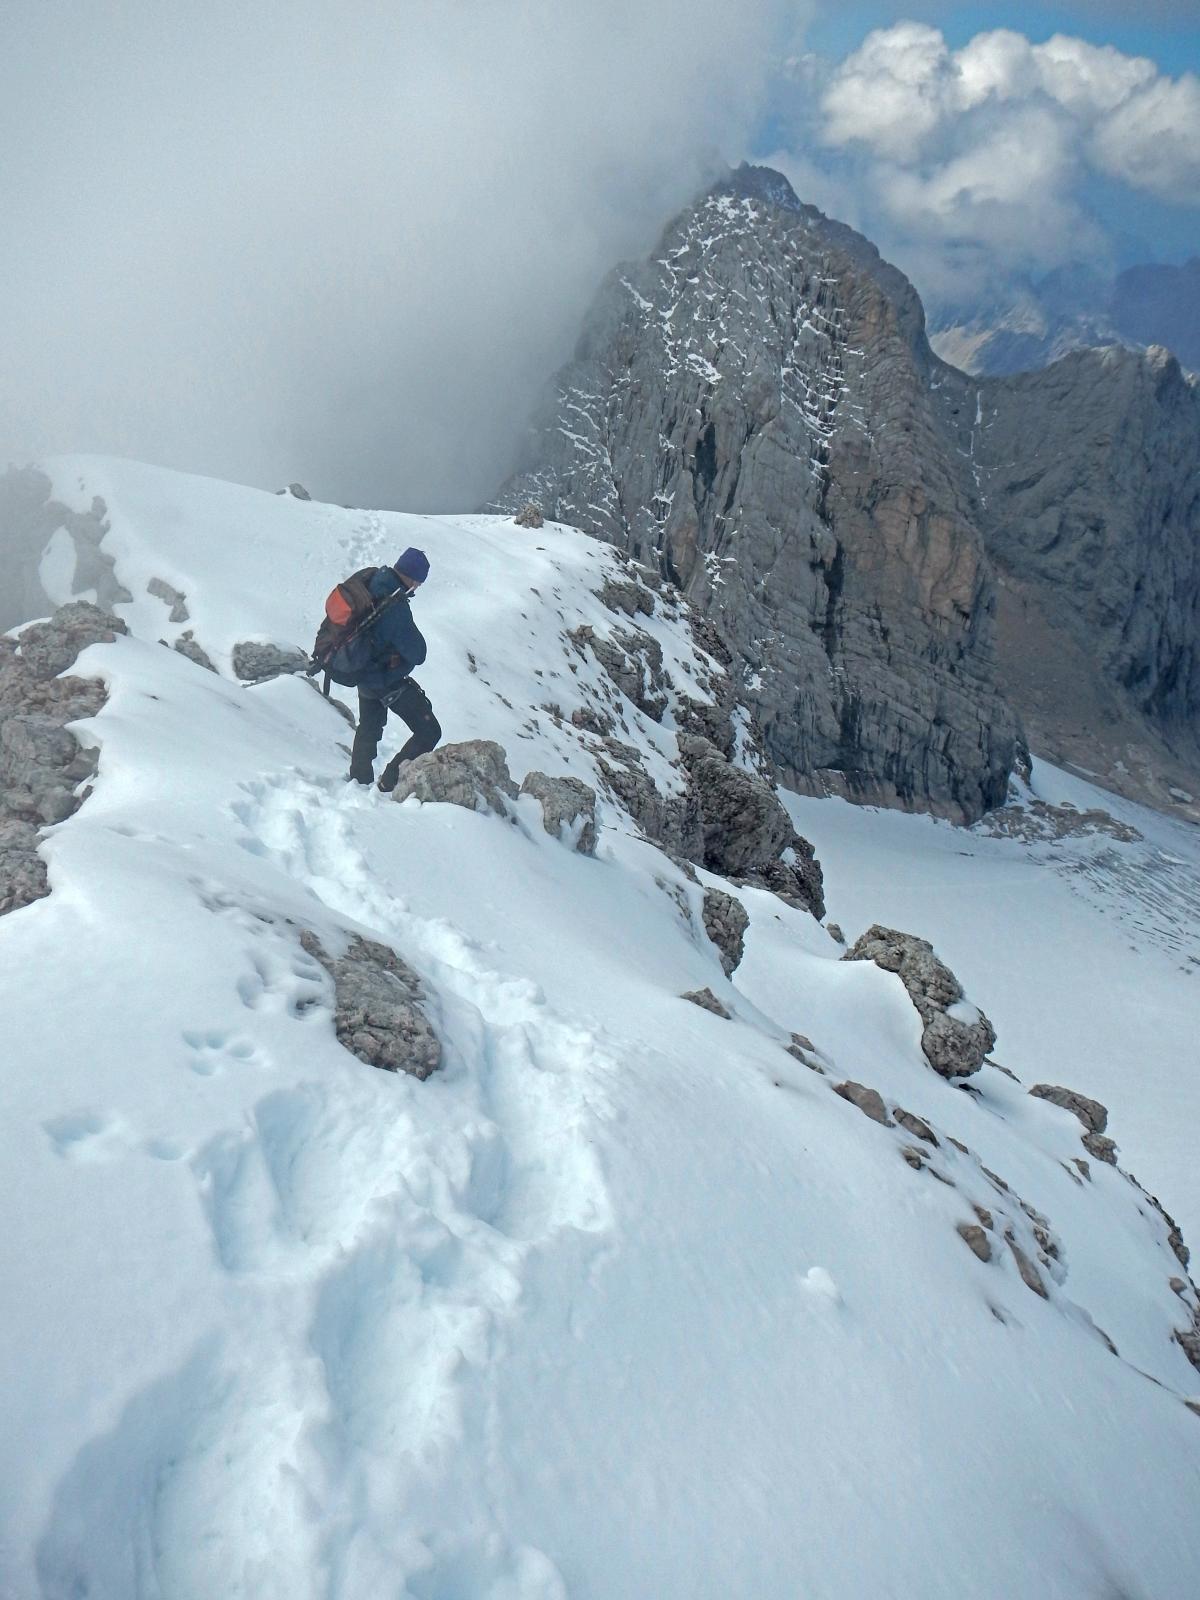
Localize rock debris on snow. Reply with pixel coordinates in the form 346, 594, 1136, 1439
834, 1081, 892, 1126
957, 1223, 993, 1262
147, 576, 189, 623
391, 739, 519, 814
1029, 1083, 1109, 1134
518, 770, 597, 855
299, 930, 441, 1079
681, 986, 732, 1018
172, 630, 217, 673
1, 605, 124, 901
701, 887, 749, 976
843, 924, 996, 1078
231, 640, 310, 683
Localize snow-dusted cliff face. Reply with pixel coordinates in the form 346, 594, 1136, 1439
2, 457, 1200, 1599
496, 167, 1021, 825
495, 165, 1200, 825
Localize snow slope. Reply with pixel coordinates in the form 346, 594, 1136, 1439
2, 457, 1199, 1600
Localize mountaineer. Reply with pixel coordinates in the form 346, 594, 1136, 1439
309, 546, 442, 791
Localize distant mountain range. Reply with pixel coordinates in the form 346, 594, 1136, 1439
929, 259, 1200, 376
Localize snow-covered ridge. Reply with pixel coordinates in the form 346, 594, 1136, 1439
2, 457, 1199, 1598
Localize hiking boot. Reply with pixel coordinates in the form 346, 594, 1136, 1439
347, 765, 373, 786
377, 756, 403, 794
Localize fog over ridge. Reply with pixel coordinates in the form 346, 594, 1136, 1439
1, 0, 800, 510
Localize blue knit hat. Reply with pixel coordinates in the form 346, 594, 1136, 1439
394, 547, 430, 585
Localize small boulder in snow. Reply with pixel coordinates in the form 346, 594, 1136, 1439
1029, 1084, 1108, 1135
701, 887, 749, 976
597, 575, 654, 618
681, 987, 732, 1019
1082, 1131, 1118, 1166
843, 925, 995, 1078
678, 734, 825, 918
957, 1223, 992, 1263
173, 631, 217, 673
834, 1080, 893, 1126
391, 739, 518, 816
232, 641, 310, 683
147, 577, 189, 623
519, 770, 597, 854
300, 930, 441, 1079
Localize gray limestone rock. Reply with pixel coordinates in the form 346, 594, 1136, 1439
147, 577, 189, 623
682, 987, 731, 1018
894, 1108, 938, 1145
598, 575, 655, 618
957, 1223, 992, 1263
1007, 1237, 1049, 1298
834, 1080, 892, 1126
570, 624, 668, 722
1029, 1084, 1109, 1135
701, 887, 749, 975
300, 930, 441, 1079
678, 735, 792, 875
173, 632, 217, 673
0, 602, 123, 912
0, 818, 48, 915
494, 165, 1022, 822
391, 740, 518, 815
14, 602, 128, 681
1082, 1131, 1119, 1166
519, 770, 597, 854
844, 924, 996, 1078
232, 641, 310, 683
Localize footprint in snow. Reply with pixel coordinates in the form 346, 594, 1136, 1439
43, 1109, 134, 1163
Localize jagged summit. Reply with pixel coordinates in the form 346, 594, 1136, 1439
494, 172, 1200, 822
495, 173, 1020, 822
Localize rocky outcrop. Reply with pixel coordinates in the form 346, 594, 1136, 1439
681, 987, 731, 1018
300, 930, 441, 1079
519, 770, 597, 854
834, 1080, 892, 1126
147, 578, 189, 623
1029, 1084, 1109, 1135
173, 632, 217, 673
0, 467, 132, 633
391, 740, 519, 815
680, 736, 824, 917
701, 887, 749, 976
231, 641, 310, 683
497, 163, 1200, 823
0, 819, 47, 916
843, 925, 996, 1077
1, 602, 126, 913
495, 165, 1022, 823
570, 625, 668, 722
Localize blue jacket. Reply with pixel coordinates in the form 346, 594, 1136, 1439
355, 567, 428, 696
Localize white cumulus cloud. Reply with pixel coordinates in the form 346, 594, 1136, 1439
772, 22, 1200, 309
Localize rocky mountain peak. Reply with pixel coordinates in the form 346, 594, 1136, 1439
494, 170, 1200, 823
494, 167, 1020, 822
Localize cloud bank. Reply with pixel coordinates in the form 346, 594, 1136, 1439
767, 23, 1200, 308
0, 0, 798, 509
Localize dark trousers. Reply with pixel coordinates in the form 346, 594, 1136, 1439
350, 679, 441, 783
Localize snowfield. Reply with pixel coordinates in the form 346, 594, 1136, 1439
1, 457, 1199, 1599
